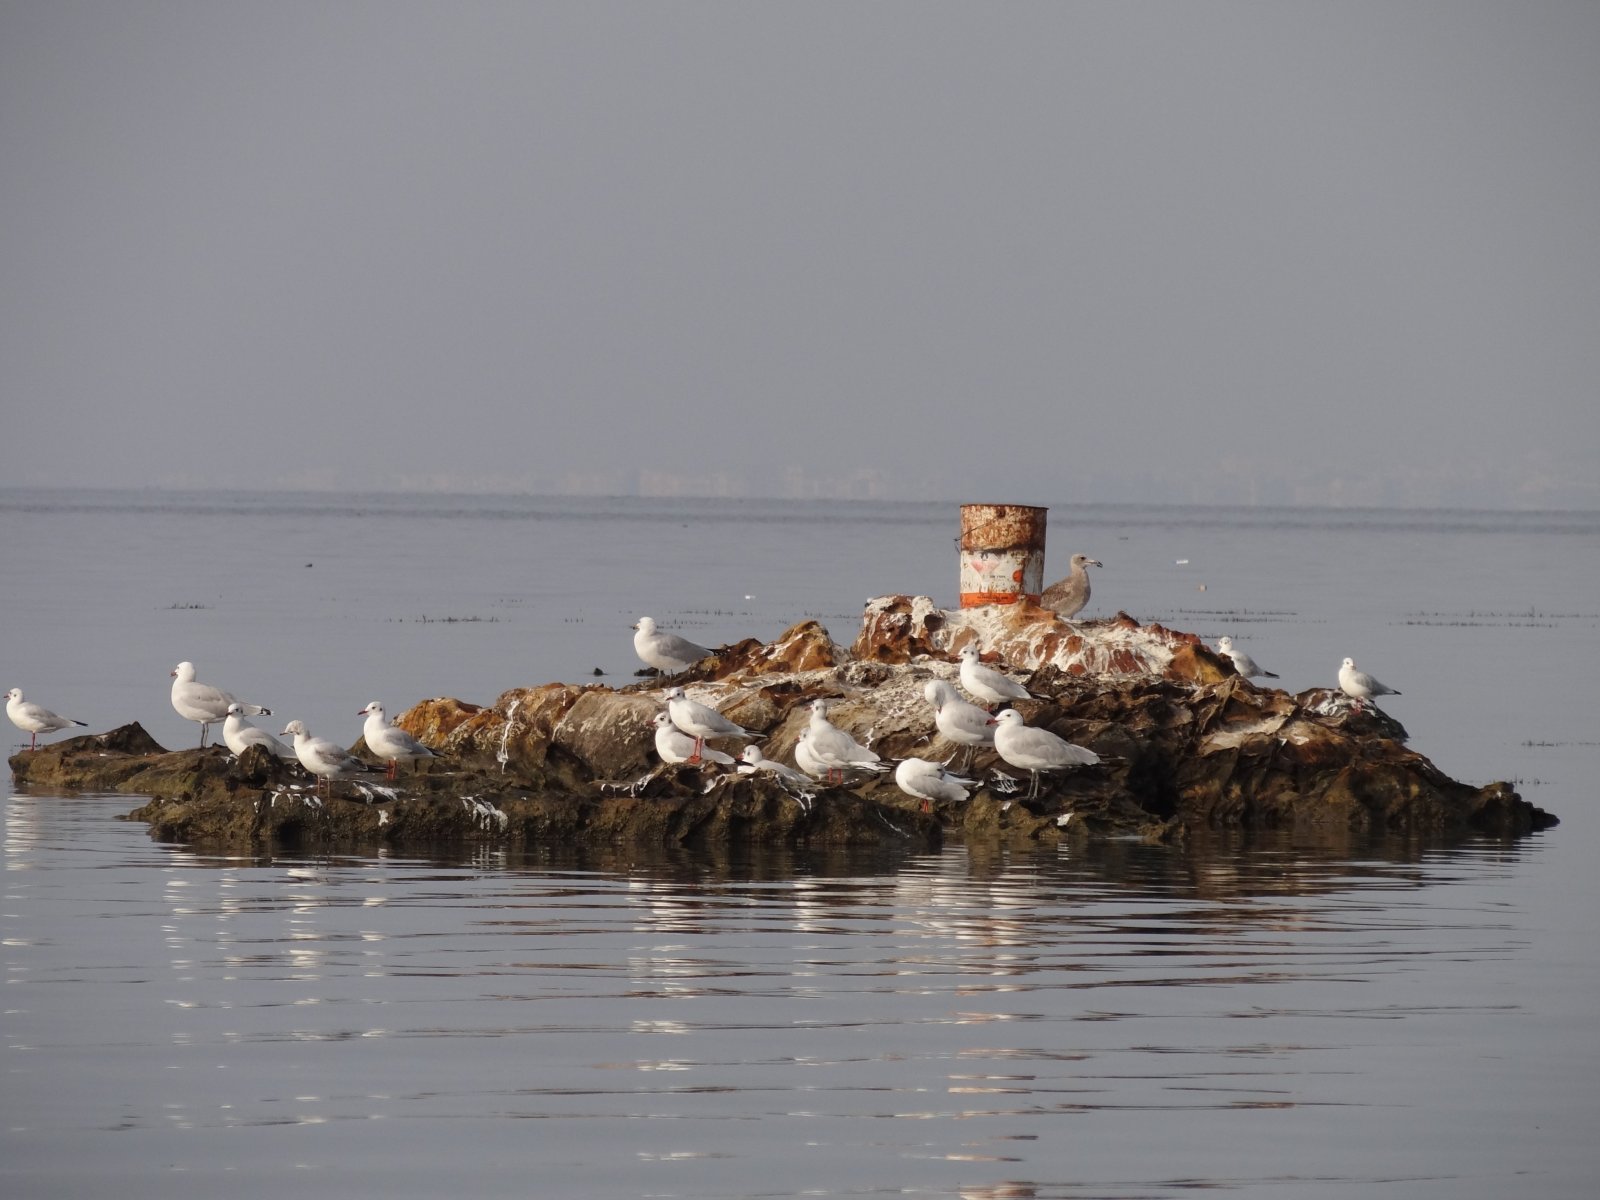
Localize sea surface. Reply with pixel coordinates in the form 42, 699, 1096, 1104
3, 489, 1598, 1198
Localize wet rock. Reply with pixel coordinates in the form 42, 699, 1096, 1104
9, 598, 1556, 851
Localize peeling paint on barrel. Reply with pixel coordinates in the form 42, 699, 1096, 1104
959, 503, 1048, 607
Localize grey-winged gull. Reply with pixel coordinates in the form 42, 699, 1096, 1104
171, 661, 271, 747
989, 708, 1099, 798
662, 685, 757, 763
957, 645, 1033, 707
923, 677, 996, 770
1338, 657, 1401, 712
654, 711, 736, 767
894, 757, 976, 806
1216, 636, 1279, 680
633, 617, 713, 675
6, 688, 86, 750
359, 701, 436, 778
281, 719, 377, 795
223, 702, 294, 759
792, 730, 832, 782
804, 698, 890, 782
738, 744, 811, 788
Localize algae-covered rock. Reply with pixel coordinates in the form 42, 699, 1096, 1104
9, 598, 1556, 852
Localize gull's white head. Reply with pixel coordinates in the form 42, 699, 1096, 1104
651, 711, 673, 729
958, 645, 980, 664
662, 685, 685, 701
1071, 554, 1103, 569
226, 702, 244, 716
359, 701, 386, 718
1341, 657, 1356, 670
172, 661, 196, 681
1217, 636, 1235, 652
740, 745, 764, 765
6, 688, 22, 703
634, 617, 656, 634
989, 708, 1024, 729
281, 720, 310, 738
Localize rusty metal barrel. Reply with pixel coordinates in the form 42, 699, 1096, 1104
958, 503, 1048, 607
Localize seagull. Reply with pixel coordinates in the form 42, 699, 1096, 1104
988, 708, 1099, 798
804, 698, 890, 782
662, 685, 757, 764
792, 730, 833, 782
737, 744, 811, 788
280, 719, 377, 795
1216, 636, 1279, 680
1339, 657, 1401, 713
923, 678, 995, 769
957, 645, 1033, 707
1040, 553, 1102, 618
359, 701, 436, 779
170, 661, 270, 748
894, 757, 976, 806
6, 688, 86, 750
653, 711, 735, 767
222, 702, 294, 759
633, 617, 713, 675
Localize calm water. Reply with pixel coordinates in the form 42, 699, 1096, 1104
4, 490, 1599, 1198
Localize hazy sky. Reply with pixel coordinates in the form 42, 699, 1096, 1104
3, 2, 1597, 507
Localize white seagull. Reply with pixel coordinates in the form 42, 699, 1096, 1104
633, 617, 713, 675
1338, 657, 1401, 713
653, 711, 735, 767
957, 645, 1033, 707
280, 719, 376, 795
6, 687, 86, 750
359, 701, 436, 779
662, 685, 757, 764
804, 698, 890, 781
222, 702, 294, 759
1216, 636, 1279, 680
170, 661, 270, 748
894, 757, 976, 806
923, 678, 996, 769
792, 730, 833, 782
989, 708, 1099, 798
737, 744, 811, 788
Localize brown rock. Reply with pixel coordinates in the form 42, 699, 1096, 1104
14, 595, 1558, 851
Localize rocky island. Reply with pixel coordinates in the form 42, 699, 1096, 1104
8, 597, 1555, 854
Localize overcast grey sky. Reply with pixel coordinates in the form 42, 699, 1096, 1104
2, 2, 1596, 507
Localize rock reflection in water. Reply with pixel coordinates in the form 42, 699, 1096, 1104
0, 794, 1571, 1199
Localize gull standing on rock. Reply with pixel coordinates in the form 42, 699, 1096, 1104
894, 757, 976, 806
6, 688, 86, 750
170, 661, 270, 748
1216, 636, 1279, 680
957, 645, 1033, 708
223, 702, 294, 759
281, 720, 376, 796
1040, 553, 1102, 618
662, 685, 757, 765
923, 678, 996, 770
989, 708, 1099, 798
653, 711, 735, 767
738, 745, 811, 788
359, 701, 436, 779
804, 698, 890, 782
633, 617, 713, 676
792, 730, 833, 782
1338, 657, 1401, 713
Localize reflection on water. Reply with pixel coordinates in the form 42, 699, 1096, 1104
3, 793, 1585, 1200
